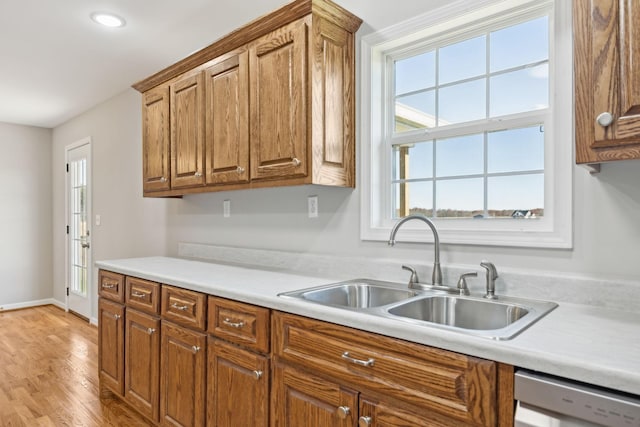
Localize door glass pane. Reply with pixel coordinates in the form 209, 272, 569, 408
70, 157, 88, 297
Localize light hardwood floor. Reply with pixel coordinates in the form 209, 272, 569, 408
0, 305, 151, 426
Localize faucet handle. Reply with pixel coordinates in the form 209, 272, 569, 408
401, 265, 420, 287
456, 272, 477, 296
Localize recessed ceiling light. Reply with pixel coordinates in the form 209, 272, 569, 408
90, 12, 126, 28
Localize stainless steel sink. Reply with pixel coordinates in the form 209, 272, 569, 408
279, 279, 557, 340
387, 295, 529, 330
386, 294, 557, 339
279, 279, 418, 309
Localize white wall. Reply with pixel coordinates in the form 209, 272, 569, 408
52, 89, 170, 320
0, 122, 52, 307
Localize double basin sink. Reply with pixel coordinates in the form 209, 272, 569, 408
279, 279, 557, 340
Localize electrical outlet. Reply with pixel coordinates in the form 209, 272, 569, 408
308, 195, 318, 218
223, 200, 231, 218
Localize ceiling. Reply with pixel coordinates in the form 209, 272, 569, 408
0, 0, 446, 129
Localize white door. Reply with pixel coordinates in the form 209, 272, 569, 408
66, 139, 92, 320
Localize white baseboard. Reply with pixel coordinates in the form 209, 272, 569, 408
0, 298, 65, 312
90, 317, 98, 326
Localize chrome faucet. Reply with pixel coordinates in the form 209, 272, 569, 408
389, 214, 442, 288
480, 260, 498, 299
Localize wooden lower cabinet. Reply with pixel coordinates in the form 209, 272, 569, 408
206, 338, 269, 427
271, 362, 357, 427
160, 320, 207, 427
359, 395, 464, 427
98, 298, 125, 396
125, 308, 160, 423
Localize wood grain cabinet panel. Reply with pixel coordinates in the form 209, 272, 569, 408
142, 86, 171, 193
574, 0, 640, 164
249, 18, 308, 181
125, 276, 160, 315
170, 72, 205, 189
160, 321, 206, 427
134, 0, 362, 197
98, 298, 125, 396
206, 338, 269, 427
204, 50, 250, 186
271, 361, 358, 427
207, 296, 269, 354
99, 270, 125, 303
273, 311, 497, 426
125, 308, 160, 423
161, 285, 207, 331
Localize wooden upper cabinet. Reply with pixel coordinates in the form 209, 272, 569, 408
574, 0, 640, 164
170, 72, 205, 188
205, 50, 250, 185
142, 86, 171, 193
249, 19, 308, 181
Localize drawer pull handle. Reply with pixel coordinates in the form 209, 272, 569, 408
102, 283, 116, 289
359, 416, 372, 426
253, 370, 263, 380
131, 291, 146, 298
192, 345, 201, 353
223, 318, 245, 328
337, 406, 351, 419
341, 351, 375, 367
171, 302, 189, 311
147, 328, 156, 335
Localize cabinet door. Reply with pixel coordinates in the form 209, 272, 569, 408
160, 321, 206, 427
206, 338, 268, 427
359, 396, 462, 427
272, 362, 357, 427
125, 309, 160, 423
171, 72, 205, 188
142, 86, 171, 192
98, 298, 125, 395
205, 50, 249, 185
574, 0, 640, 163
249, 19, 308, 181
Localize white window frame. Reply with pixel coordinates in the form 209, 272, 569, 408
360, 0, 573, 248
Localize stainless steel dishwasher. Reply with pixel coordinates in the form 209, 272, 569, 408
515, 370, 640, 427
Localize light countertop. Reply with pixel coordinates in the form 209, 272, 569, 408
96, 256, 640, 396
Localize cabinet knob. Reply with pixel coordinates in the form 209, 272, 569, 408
147, 327, 156, 335
596, 112, 614, 127
253, 370, 263, 380
192, 345, 201, 353
336, 406, 351, 419
236, 166, 245, 174
160, 176, 167, 183
292, 158, 301, 166
359, 416, 372, 427
194, 171, 203, 177
113, 314, 121, 320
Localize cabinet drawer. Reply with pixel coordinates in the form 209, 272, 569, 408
207, 296, 270, 354
161, 285, 206, 331
273, 311, 497, 426
99, 270, 125, 303
125, 277, 160, 315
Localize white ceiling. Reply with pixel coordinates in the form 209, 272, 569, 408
0, 0, 446, 128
